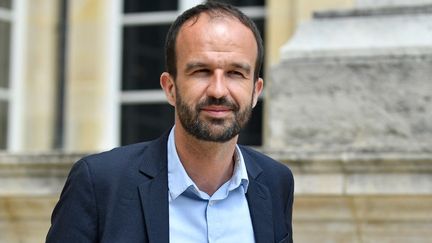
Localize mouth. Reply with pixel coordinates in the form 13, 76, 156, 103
200, 106, 233, 118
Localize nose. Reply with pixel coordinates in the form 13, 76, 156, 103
206, 70, 229, 99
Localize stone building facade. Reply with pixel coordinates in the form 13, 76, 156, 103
270, 0, 432, 241
0, 0, 431, 242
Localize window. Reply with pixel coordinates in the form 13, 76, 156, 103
0, 1, 12, 149
124, 0, 178, 13
120, 0, 266, 145
122, 25, 170, 91
0, 0, 11, 9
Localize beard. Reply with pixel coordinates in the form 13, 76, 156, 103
176, 91, 253, 143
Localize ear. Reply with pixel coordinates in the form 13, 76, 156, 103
252, 78, 263, 108
160, 72, 176, 106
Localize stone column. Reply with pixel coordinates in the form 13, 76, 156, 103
20, 0, 58, 152
266, 0, 294, 68
65, 0, 120, 152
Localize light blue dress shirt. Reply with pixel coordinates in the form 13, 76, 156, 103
167, 128, 255, 243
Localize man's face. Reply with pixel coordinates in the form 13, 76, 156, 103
162, 13, 263, 142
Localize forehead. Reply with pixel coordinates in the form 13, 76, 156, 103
175, 13, 258, 64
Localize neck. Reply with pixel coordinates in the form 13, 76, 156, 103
174, 125, 237, 196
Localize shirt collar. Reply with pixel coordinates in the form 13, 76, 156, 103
167, 127, 197, 201
167, 127, 249, 201
229, 145, 249, 193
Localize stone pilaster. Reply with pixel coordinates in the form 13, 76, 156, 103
21, 0, 58, 152
65, 0, 119, 152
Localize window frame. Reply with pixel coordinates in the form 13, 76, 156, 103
0, 0, 25, 151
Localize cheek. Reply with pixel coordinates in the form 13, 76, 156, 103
230, 84, 255, 104
179, 82, 208, 101
176, 87, 201, 107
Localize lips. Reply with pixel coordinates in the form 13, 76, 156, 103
201, 106, 233, 118
196, 96, 239, 119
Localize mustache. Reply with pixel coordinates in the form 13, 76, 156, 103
197, 97, 239, 111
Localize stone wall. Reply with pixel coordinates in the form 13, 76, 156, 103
270, 54, 432, 153
267, 1, 432, 242
0, 153, 80, 243
1, 152, 431, 243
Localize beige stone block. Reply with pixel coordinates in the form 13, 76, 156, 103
0, 197, 58, 243
293, 196, 432, 243
294, 173, 344, 194
0, 153, 79, 197
346, 173, 432, 195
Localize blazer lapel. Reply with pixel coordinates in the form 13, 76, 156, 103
247, 179, 274, 243
243, 147, 274, 243
137, 134, 170, 243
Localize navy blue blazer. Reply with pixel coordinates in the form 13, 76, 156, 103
46, 133, 294, 243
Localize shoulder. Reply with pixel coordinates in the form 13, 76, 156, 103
80, 141, 151, 171
77, 132, 168, 180
84, 141, 151, 164
65, 134, 168, 199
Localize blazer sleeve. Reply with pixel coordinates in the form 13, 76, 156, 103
284, 170, 295, 243
46, 159, 98, 243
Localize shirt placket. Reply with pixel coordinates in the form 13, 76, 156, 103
206, 199, 222, 243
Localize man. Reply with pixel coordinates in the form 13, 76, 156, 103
46, 2, 294, 243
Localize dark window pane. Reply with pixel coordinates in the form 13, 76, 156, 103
122, 25, 170, 90
238, 99, 262, 145
0, 101, 8, 149
0, 21, 10, 88
0, 0, 11, 9
124, 0, 177, 13
215, 0, 264, 7
121, 103, 174, 145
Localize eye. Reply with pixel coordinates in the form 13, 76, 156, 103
228, 70, 246, 79
192, 69, 211, 77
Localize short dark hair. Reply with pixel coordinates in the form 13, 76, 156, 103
164, 1, 264, 82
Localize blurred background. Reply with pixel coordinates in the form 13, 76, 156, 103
0, 0, 431, 242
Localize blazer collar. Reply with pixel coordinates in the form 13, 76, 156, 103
138, 131, 170, 178
138, 132, 170, 243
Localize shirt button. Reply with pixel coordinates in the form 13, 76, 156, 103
209, 200, 215, 206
